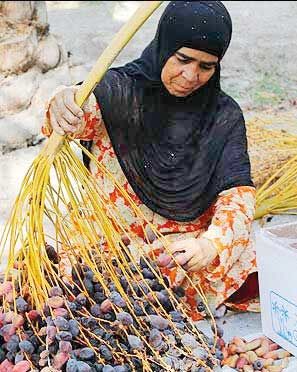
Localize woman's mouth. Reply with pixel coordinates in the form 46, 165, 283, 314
174, 83, 192, 93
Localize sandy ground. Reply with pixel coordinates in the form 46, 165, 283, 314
0, 1, 297, 343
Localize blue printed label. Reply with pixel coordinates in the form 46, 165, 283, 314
271, 291, 297, 347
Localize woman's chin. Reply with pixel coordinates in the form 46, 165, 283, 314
170, 88, 192, 97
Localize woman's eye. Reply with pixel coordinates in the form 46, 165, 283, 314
200, 64, 215, 71
176, 57, 190, 64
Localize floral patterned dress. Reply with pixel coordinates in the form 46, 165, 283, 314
42, 92, 259, 320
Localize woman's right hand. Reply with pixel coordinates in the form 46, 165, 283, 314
48, 87, 84, 135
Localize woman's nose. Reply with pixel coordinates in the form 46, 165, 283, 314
182, 65, 199, 83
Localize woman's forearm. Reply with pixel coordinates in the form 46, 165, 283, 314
200, 186, 256, 278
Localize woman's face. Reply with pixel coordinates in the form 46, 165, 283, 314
161, 47, 218, 97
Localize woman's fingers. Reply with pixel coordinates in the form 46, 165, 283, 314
156, 253, 172, 267
157, 238, 216, 272
160, 238, 197, 268
55, 92, 78, 125
50, 103, 77, 134
167, 240, 190, 254
175, 250, 193, 266
63, 88, 84, 118
49, 112, 65, 136
48, 88, 83, 134
166, 249, 193, 269
60, 106, 81, 127
184, 256, 201, 272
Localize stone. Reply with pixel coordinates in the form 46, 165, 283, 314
34, 34, 61, 73
0, 27, 38, 75
0, 1, 35, 22
0, 67, 40, 117
0, 110, 38, 154
34, 1, 49, 36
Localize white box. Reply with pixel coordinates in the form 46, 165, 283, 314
255, 221, 297, 357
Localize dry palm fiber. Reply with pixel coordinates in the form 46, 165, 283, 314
246, 114, 297, 188
0, 2, 222, 371
245, 114, 297, 218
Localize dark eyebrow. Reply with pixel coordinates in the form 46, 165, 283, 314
175, 51, 196, 61
175, 51, 218, 66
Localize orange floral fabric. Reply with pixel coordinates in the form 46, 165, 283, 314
42, 92, 259, 317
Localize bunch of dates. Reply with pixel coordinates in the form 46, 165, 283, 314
0, 254, 224, 372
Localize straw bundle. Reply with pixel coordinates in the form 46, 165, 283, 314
246, 116, 297, 219
247, 115, 297, 188
0, 2, 222, 371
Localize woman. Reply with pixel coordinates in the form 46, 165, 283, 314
43, 1, 259, 320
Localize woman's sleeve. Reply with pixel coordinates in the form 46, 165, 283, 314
41, 86, 103, 141
200, 185, 256, 280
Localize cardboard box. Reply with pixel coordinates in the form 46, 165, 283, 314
256, 222, 297, 357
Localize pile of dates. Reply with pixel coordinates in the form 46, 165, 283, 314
0, 255, 224, 372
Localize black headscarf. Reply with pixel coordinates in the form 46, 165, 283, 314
124, 0, 232, 81
82, 1, 253, 222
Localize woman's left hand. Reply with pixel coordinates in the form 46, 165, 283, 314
161, 237, 218, 272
